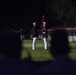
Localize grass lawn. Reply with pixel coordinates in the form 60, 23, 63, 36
21, 40, 76, 61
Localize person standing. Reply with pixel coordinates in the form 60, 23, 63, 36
32, 22, 38, 50
42, 22, 48, 50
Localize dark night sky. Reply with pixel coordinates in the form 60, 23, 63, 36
0, 0, 54, 30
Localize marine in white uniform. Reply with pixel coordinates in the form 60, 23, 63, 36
32, 22, 38, 50
42, 22, 48, 50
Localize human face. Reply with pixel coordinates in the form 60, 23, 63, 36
33, 23, 36, 26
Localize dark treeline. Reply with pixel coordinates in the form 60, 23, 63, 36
0, 0, 76, 31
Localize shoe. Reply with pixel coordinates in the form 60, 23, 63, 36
45, 49, 47, 50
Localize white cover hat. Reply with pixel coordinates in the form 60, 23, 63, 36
43, 22, 46, 25
33, 22, 36, 25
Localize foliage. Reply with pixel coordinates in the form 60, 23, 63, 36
46, 0, 76, 22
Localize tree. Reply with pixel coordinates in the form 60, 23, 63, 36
46, 0, 76, 25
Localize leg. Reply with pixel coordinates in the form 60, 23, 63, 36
69, 35, 72, 42
73, 35, 76, 42
75, 35, 76, 42
43, 37, 47, 50
32, 37, 37, 50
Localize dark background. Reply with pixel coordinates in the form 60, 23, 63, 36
0, 0, 56, 30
